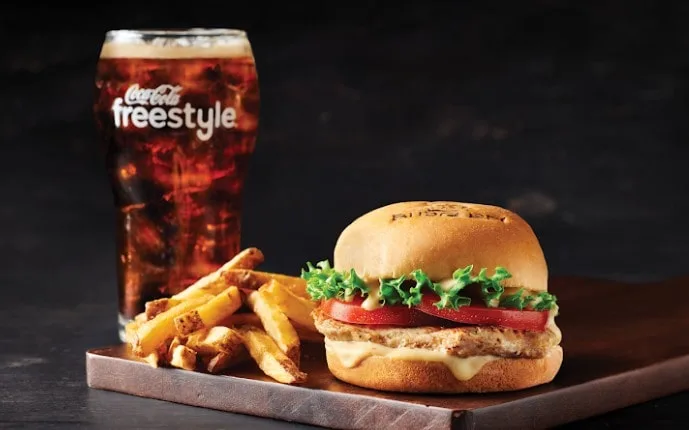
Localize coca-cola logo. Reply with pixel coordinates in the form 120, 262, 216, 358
124, 84, 182, 106
111, 84, 237, 141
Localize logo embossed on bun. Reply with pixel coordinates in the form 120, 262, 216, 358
390, 202, 507, 222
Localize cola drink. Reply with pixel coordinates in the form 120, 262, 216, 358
93, 30, 259, 337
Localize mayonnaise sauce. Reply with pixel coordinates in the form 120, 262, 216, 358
325, 339, 497, 381
436, 278, 456, 291
546, 305, 562, 343
361, 286, 382, 310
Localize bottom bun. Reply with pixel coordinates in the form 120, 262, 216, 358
326, 345, 563, 393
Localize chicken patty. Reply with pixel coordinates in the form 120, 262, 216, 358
313, 308, 561, 359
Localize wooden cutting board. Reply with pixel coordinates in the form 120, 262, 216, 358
86, 276, 689, 429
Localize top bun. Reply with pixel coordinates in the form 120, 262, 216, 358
333, 201, 548, 292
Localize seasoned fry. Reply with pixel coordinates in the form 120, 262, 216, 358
167, 337, 183, 362
144, 248, 264, 319
124, 320, 140, 345
220, 313, 323, 343
175, 248, 265, 300
223, 247, 265, 271
124, 313, 149, 345
186, 326, 244, 357
239, 326, 307, 384
205, 352, 232, 374
169, 344, 197, 370
133, 295, 213, 357
246, 290, 300, 365
224, 270, 308, 298
220, 312, 262, 327
174, 287, 242, 336
143, 351, 162, 368
259, 280, 317, 331
144, 299, 172, 320
204, 349, 250, 374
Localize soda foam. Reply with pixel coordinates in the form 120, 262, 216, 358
100, 29, 252, 59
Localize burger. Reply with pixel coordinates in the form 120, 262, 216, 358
301, 201, 562, 393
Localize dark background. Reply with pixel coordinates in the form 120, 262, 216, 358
1, 2, 688, 428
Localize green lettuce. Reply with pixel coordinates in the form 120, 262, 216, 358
301, 261, 368, 301
301, 260, 557, 311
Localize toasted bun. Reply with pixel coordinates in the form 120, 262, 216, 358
334, 201, 548, 292
326, 345, 563, 393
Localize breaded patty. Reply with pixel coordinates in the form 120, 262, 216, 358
313, 308, 561, 359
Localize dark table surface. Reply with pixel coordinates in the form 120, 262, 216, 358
2, 3, 689, 429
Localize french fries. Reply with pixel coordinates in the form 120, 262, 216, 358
174, 287, 242, 336
239, 326, 307, 384
124, 320, 140, 345
143, 352, 162, 368
176, 248, 264, 300
169, 344, 197, 370
124, 312, 150, 344
133, 295, 213, 357
144, 247, 264, 319
125, 247, 314, 385
223, 270, 308, 299
259, 280, 317, 331
167, 337, 183, 357
144, 300, 171, 320
220, 313, 324, 343
185, 326, 244, 357
220, 312, 262, 327
246, 290, 301, 365
204, 349, 250, 374
205, 352, 233, 374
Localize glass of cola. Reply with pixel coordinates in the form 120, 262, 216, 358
93, 29, 259, 340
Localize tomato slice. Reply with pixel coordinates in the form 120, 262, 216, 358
416, 294, 549, 332
321, 297, 443, 326
320, 295, 551, 331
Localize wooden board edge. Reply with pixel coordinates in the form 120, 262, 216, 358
85, 349, 457, 430
466, 354, 689, 429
